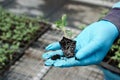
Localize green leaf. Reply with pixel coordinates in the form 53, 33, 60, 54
118, 63, 120, 68
55, 14, 67, 29
61, 14, 67, 27
3, 43, 9, 49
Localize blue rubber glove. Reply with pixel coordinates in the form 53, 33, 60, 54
99, 66, 120, 80
42, 20, 118, 67
112, 2, 120, 8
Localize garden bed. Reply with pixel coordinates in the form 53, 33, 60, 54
0, 8, 51, 76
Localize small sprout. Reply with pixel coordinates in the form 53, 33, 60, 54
55, 14, 73, 38
53, 14, 76, 59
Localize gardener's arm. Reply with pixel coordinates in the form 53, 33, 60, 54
103, 2, 120, 34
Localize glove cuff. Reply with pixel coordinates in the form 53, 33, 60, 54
102, 8, 120, 36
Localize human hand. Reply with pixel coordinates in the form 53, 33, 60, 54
42, 20, 118, 68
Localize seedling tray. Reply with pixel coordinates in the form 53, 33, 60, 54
0, 21, 51, 77
99, 37, 120, 75
100, 62, 120, 74
100, 52, 120, 74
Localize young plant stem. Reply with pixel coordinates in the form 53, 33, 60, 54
62, 27, 67, 38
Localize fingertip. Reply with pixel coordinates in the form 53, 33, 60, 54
45, 59, 55, 66
42, 53, 49, 60
75, 51, 83, 60
42, 52, 52, 60
45, 45, 52, 50
45, 42, 61, 50
45, 43, 55, 50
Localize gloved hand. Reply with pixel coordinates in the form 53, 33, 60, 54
112, 2, 120, 8
99, 66, 120, 80
42, 20, 118, 68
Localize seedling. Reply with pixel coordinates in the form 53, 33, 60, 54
55, 14, 73, 38
51, 14, 76, 60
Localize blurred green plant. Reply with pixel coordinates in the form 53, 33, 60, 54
110, 39, 120, 68
0, 7, 42, 69
99, 9, 109, 20
55, 14, 73, 38
77, 24, 86, 30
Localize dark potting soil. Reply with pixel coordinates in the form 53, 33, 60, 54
51, 54, 61, 60
51, 37, 76, 60
59, 37, 76, 58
